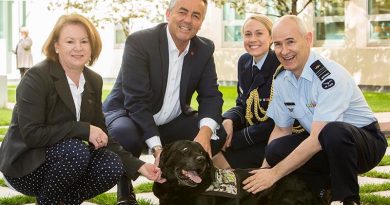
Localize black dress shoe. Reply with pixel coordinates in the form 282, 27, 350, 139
117, 175, 139, 205
117, 190, 138, 205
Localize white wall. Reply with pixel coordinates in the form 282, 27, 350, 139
3, 0, 390, 87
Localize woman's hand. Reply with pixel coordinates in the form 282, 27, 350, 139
138, 163, 166, 183
89, 125, 108, 149
222, 119, 233, 151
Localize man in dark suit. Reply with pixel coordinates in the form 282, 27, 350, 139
102, 0, 226, 204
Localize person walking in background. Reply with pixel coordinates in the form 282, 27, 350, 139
212, 15, 279, 169
0, 14, 163, 205
14, 27, 33, 77
242, 15, 387, 205
102, 0, 226, 204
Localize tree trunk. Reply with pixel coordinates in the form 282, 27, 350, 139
291, 0, 298, 15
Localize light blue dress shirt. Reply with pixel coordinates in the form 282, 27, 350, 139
267, 51, 377, 132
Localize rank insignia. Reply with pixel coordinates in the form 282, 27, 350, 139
310, 60, 331, 81
284, 102, 295, 112
322, 78, 335, 89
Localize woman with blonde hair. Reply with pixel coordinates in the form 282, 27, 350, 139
213, 15, 281, 169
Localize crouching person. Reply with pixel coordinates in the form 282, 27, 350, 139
0, 14, 163, 205
243, 15, 387, 205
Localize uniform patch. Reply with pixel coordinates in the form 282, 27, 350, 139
306, 102, 317, 108
310, 60, 331, 81
204, 169, 238, 198
284, 102, 295, 112
322, 78, 335, 89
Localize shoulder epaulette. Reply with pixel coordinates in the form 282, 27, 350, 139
310, 60, 331, 81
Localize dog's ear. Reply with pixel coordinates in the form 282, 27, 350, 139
205, 151, 217, 182
159, 143, 173, 168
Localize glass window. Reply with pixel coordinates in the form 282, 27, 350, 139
370, 21, 390, 40
316, 22, 345, 40
315, 0, 345, 17
223, 4, 244, 21
22, 1, 26, 27
224, 25, 242, 42
0, 2, 4, 38
314, 0, 345, 45
115, 27, 126, 45
222, 3, 245, 47
368, 0, 390, 45
369, 0, 390, 15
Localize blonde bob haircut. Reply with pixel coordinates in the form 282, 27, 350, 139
241, 14, 273, 36
42, 13, 102, 66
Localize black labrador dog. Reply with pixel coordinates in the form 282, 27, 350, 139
152, 140, 215, 205
153, 140, 330, 205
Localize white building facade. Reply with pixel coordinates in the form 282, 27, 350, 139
1, 0, 389, 89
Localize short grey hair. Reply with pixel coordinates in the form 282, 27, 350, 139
274, 15, 308, 36
168, 0, 208, 11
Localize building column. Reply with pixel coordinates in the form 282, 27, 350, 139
0, 75, 7, 108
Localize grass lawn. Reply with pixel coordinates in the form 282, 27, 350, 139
364, 92, 390, 112
0, 108, 12, 126
0, 182, 156, 205
102, 84, 390, 113
1, 84, 390, 204
7, 84, 16, 105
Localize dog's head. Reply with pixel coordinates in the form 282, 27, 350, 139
159, 140, 215, 188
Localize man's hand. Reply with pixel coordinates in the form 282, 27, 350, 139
194, 126, 213, 157
222, 119, 233, 151
153, 148, 163, 167
89, 125, 108, 149
242, 168, 279, 194
138, 163, 166, 183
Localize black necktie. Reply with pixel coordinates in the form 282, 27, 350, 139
252, 65, 260, 81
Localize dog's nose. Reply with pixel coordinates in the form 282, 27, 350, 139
196, 155, 206, 163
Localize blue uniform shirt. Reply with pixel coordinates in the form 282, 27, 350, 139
267, 51, 377, 132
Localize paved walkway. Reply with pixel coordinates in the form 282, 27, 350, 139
0, 112, 389, 204
2, 152, 390, 205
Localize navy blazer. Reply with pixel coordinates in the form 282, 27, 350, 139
223, 50, 280, 126
0, 59, 144, 178
103, 23, 223, 140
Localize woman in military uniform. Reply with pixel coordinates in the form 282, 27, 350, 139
213, 15, 291, 169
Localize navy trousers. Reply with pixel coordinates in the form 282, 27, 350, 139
5, 139, 124, 205
265, 121, 387, 203
106, 113, 226, 157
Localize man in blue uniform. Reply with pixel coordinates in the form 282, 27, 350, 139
242, 15, 387, 205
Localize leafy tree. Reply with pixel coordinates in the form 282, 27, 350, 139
47, 0, 168, 37
210, 0, 313, 16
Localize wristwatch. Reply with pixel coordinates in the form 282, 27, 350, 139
152, 145, 163, 156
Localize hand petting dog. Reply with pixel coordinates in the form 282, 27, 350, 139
194, 126, 214, 157
243, 168, 278, 194
138, 163, 166, 183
